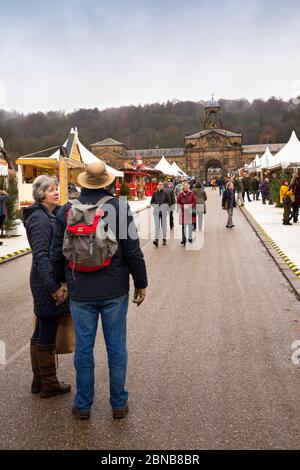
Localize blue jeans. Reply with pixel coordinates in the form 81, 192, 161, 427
70, 294, 129, 411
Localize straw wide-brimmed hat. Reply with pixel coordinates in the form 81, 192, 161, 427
77, 161, 115, 189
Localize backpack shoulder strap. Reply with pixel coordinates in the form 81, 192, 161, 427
96, 195, 116, 207
69, 199, 81, 206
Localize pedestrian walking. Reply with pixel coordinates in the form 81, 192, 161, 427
0, 189, 9, 245
23, 175, 71, 398
50, 161, 147, 420
192, 182, 207, 231
211, 179, 217, 191
251, 177, 260, 201
163, 181, 175, 230
290, 171, 300, 223
177, 181, 196, 246
218, 176, 226, 196
233, 176, 244, 207
222, 181, 237, 228
280, 180, 294, 225
260, 178, 270, 205
151, 181, 169, 246
242, 174, 252, 202
174, 181, 182, 199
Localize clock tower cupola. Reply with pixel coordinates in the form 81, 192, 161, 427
204, 97, 222, 130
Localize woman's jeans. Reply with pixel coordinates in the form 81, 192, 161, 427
32, 316, 59, 345
182, 224, 193, 241
227, 208, 234, 226
70, 294, 129, 411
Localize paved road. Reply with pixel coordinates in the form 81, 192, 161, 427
0, 191, 299, 450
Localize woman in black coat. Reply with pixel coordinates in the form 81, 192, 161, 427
222, 181, 237, 229
24, 175, 71, 398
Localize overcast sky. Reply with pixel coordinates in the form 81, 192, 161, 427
1, 0, 300, 113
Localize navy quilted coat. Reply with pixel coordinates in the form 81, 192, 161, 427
24, 204, 67, 318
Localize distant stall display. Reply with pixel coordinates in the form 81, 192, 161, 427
116, 160, 163, 199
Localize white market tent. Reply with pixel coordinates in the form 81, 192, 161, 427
255, 154, 261, 168
260, 146, 274, 170
171, 161, 188, 177
154, 156, 177, 176
269, 131, 300, 170
77, 140, 123, 177
48, 129, 124, 177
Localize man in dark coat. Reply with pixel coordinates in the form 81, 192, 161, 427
291, 171, 300, 223
151, 181, 169, 246
242, 175, 252, 202
51, 161, 147, 420
0, 189, 8, 245
163, 181, 175, 230
251, 177, 260, 201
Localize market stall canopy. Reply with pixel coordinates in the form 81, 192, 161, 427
171, 162, 188, 177
77, 140, 124, 177
17, 128, 124, 177
280, 131, 300, 169
260, 146, 274, 170
0, 158, 8, 176
154, 156, 177, 175
255, 154, 261, 168
268, 131, 300, 170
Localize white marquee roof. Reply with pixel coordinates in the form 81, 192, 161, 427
260, 146, 274, 170
49, 129, 124, 177
154, 156, 177, 176
269, 131, 300, 169
171, 162, 188, 177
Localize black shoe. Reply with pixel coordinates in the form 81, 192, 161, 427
230, 225, 235, 228
0, 241, 3, 245
188, 239, 193, 243
226, 225, 230, 228
163, 239, 167, 246
153, 240, 159, 247
181, 240, 186, 246
72, 405, 91, 420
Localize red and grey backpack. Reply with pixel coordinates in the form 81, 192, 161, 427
62, 196, 118, 272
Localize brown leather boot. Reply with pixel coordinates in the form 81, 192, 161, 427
30, 338, 41, 393
38, 344, 71, 398
113, 402, 129, 420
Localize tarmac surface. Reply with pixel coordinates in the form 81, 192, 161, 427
0, 191, 300, 450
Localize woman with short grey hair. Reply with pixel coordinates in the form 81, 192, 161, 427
24, 175, 71, 398
32, 175, 59, 203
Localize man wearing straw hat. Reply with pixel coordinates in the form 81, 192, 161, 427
51, 161, 147, 420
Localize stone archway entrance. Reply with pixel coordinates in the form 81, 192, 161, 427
205, 159, 224, 183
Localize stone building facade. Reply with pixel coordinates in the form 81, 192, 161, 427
90, 101, 285, 178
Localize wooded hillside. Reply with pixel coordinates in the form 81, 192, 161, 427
1, 97, 300, 161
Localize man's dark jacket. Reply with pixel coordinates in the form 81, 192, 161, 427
50, 188, 148, 302
151, 190, 169, 206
